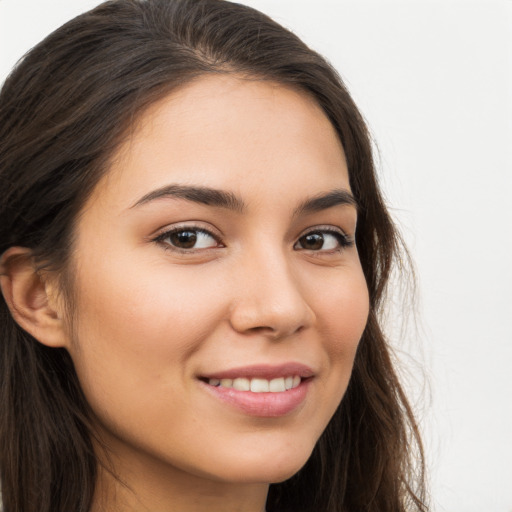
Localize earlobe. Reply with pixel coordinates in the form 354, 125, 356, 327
0, 247, 68, 348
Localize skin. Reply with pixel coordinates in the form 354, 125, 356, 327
1, 75, 369, 511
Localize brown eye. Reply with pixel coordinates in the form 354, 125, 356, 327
157, 228, 219, 250
294, 229, 352, 252
298, 232, 325, 250
170, 230, 197, 249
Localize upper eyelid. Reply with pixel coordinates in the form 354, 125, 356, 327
150, 222, 353, 246
297, 225, 350, 238
152, 222, 223, 240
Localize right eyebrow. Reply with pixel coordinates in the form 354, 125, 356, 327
293, 189, 358, 216
130, 184, 246, 213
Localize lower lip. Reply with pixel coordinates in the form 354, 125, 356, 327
200, 379, 311, 417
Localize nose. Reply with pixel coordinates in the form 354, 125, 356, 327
228, 250, 316, 339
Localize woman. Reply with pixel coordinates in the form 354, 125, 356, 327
0, 0, 427, 511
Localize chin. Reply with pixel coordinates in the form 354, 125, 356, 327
207, 444, 315, 485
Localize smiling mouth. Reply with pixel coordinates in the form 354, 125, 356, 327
198, 366, 313, 416
204, 375, 303, 393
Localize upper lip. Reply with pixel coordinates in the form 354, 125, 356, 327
199, 362, 315, 380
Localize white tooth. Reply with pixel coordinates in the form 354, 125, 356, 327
269, 377, 286, 392
233, 377, 250, 391
220, 378, 233, 388
250, 378, 269, 393
209, 378, 220, 387
285, 376, 294, 390
292, 375, 301, 388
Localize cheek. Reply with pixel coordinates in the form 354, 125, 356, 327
316, 267, 369, 351
74, 252, 221, 341
311, 266, 369, 402
66, 255, 228, 405
65, 261, 230, 456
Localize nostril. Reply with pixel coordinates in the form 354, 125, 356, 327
247, 325, 276, 334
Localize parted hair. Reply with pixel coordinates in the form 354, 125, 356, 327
0, 1, 427, 511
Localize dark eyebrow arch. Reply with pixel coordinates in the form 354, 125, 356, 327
130, 184, 246, 213
294, 189, 358, 216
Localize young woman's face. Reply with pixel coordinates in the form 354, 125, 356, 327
65, 75, 369, 487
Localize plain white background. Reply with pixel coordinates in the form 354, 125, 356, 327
1, 1, 511, 511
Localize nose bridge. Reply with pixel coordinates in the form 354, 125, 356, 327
229, 244, 315, 338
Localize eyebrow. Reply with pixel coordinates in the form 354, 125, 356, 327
293, 189, 358, 216
131, 184, 246, 213
130, 184, 358, 214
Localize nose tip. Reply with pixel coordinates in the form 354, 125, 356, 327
228, 262, 316, 339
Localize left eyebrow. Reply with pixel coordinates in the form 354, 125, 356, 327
293, 189, 358, 216
130, 184, 246, 213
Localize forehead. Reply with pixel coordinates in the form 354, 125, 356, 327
92, 74, 350, 211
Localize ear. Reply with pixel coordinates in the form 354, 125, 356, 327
0, 247, 69, 348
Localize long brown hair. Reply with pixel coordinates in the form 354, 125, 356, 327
0, 1, 427, 511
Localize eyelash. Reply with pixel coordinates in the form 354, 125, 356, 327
153, 224, 223, 253
153, 224, 354, 254
294, 226, 354, 253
